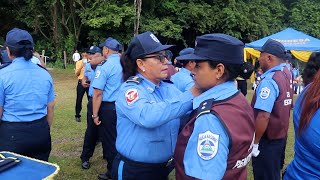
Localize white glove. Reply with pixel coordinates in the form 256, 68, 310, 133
252, 144, 260, 157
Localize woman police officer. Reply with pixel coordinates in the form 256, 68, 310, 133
0, 28, 55, 161
174, 34, 255, 180
111, 31, 201, 180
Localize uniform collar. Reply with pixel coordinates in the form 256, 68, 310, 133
179, 67, 191, 74
137, 73, 157, 93
12, 57, 26, 63
261, 64, 282, 79
193, 81, 237, 109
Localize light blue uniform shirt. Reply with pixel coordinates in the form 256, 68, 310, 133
284, 84, 320, 180
170, 68, 194, 92
30, 56, 41, 65
115, 74, 194, 163
254, 65, 281, 113
183, 81, 236, 179
292, 68, 299, 79
92, 54, 122, 102
84, 63, 95, 97
0, 57, 54, 122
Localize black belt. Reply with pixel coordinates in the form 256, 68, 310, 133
0, 116, 46, 125
118, 153, 173, 168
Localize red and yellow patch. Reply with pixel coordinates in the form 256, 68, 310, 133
125, 89, 139, 105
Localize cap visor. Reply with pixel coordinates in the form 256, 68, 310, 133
149, 45, 174, 55
99, 43, 105, 48
176, 53, 208, 61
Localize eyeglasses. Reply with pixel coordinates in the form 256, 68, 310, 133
143, 54, 167, 63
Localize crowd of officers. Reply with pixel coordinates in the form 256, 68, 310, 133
0, 27, 318, 180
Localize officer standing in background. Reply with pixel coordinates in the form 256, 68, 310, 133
251, 39, 292, 180
0, 28, 55, 161
80, 46, 105, 169
171, 47, 195, 92
74, 50, 89, 122
111, 31, 201, 180
174, 34, 255, 180
91, 38, 122, 180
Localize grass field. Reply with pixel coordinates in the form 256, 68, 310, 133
49, 68, 295, 180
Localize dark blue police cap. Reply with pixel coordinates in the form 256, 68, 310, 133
126, 31, 174, 60
178, 48, 194, 56
5, 28, 34, 49
87, 46, 101, 54
176, 34, 244, 64
260, 39, 286, 59
1, 50, 11, 64
99, 37, 122, 51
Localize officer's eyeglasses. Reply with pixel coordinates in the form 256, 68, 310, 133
143, 54, 167, 63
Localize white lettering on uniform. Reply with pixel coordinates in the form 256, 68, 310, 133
284, 99, 292, 106
232, 153, 252, 169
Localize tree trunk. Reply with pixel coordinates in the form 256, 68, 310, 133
134, 0, 142, 36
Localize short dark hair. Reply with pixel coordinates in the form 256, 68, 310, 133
8, 41, 33, 61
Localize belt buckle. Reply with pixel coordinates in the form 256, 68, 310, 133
166, 158, 173, 167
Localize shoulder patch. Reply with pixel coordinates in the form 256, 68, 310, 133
197, 130, 219, 160
260, 87, 270, 99
125, 88, 139, 105
95, 70, 101, 79
126, 76, 143, 84
196, 99, 215, 118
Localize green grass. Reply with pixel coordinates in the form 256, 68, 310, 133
49, 69, 295, 180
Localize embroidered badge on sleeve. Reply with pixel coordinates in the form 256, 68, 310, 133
197, 131, 219, 160
260, 87, 270, 99
125, 89, 139, 105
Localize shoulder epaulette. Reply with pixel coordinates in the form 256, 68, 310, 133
98, 60, 107, 66
126, 76, 143, 84
196, 98, 215, 119
37, 64, 47, 71
0, 63, 11, 70
162, 79, 173, 84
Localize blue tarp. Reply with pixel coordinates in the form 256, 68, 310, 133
245, 28, 320, 51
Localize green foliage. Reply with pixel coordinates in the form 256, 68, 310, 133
1, 0, 320, 68
288, 0, 320, 38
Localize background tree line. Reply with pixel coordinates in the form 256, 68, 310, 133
1, 0, 320, 64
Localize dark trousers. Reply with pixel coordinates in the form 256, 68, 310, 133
237, 79, 247, 96
280, 136, 287, 170
252, 137, 286, 180
75, 79, 89, 118
111, 154, 169, 180
98, 101, 117, 171
0, 118, 51, 161
80, 99, 107, 162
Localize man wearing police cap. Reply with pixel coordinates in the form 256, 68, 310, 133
91, 37, 122, 180
251, 39, 292, 180
174, 34, 255, 180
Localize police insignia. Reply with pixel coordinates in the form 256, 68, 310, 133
125, 89, 139, 105
150, 34, 160, 43
95, 70, 101, 79
260, 87, 270, 99
197, 131, 219, 160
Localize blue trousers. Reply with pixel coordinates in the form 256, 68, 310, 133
0, 118, 51, 161
252, 137, 286, 180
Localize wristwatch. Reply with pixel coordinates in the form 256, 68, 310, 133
92, 115, 99, 119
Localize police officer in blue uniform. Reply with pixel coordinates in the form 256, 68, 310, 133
174, 34, 255, 180
171, 48, 195, 92
0, 28, 55, 161
251, 39, 292, 180
91, 38, 122, 180
111, 31, 201, 180
80, 45, 104, 169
